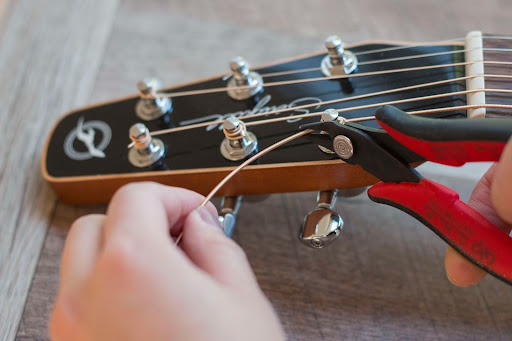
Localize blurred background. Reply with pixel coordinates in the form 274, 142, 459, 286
1, 0, 512, 340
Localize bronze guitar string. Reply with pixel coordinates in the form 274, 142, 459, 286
137, 61, 512, 140
128, 71, 512, 148
172, 98, 512, 246
171, 36, 511, 245
174, 129, 313, 246
142, 50, 512, 100
243, 87, 512, 126
143, 59, 477, 99
258, 37, 466, 77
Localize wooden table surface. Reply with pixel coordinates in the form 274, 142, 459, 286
2, 0, 512, 340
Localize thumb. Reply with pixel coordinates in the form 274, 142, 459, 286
492, 138, 512, 224
445, 163, 512, 286
180, 206, 262, 296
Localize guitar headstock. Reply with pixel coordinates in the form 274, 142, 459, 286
43, 35, 468, 205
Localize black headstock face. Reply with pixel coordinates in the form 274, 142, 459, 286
43, 41, 467, 201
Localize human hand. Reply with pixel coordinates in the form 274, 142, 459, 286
445, 140, 512, 286
50, 183, 285, 341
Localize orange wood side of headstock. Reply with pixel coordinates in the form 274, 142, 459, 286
46, 160, 403, 204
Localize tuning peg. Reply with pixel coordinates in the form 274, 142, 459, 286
128, 123, 165, 168
321, 35, 358, 77
135, 77, 173, 121
226, 56, 263, 100
218, 196, 242, 237
220, 116, 258, 161
299, 190, 343, 248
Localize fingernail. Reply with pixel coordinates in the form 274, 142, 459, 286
446, 271, 470, 287
196, 206, 223, 232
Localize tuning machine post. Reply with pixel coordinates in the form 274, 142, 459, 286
321, 35, 358, 77
226, 56, 263, 100
220, 117, 258, 161
135, 78, 172, 121
299, 190, 343, 248
128, 123, 165, 168
317, 108, 349, 154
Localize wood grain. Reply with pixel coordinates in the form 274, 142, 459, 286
5, 0, 512, 340
0, 0, 120, 339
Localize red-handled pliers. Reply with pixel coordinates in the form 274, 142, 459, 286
301, 105, 512, 285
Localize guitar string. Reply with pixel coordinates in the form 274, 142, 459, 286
483, 35, 512, 40
174, 35, 512, 244
143, 55, 512, 100
132, 83, 512, 148
258, 38, 465, 77
129, 72, 510, 146
348, 37, 464, 56
173, 129, 313, 246
342, 103, 512, 124
130, 74, 472, 147
144, 61, 478, 99
243, 88, 512, 126
174, 100, 512, 245
237, 37, 510, 78
200, 101, 512, 204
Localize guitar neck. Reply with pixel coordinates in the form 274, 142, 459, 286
484, 35, 512, 117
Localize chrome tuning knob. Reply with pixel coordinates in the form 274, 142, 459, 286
299, 190, 343, 248
218, 196, 242, 237
128, 123, 165, 168
226, 56, 263, 100
321, 35, 358, 77
135, 77, 172, 121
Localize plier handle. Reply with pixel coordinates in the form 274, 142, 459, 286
301, 106, 512, 285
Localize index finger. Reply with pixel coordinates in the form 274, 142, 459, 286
103, 182, 216, 246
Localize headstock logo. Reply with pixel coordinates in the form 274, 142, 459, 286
63, 117, 112, 160
178, 94, 323, 131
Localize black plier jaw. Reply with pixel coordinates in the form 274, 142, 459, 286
301, 106, 512, 286
300, 120, 423, 183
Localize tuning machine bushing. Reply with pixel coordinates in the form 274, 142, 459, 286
128, 123, 165, 168
135, 78, 172, 121
321, 35, 358, 77
226, 56, 263, 100
220, 117, 258, 161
